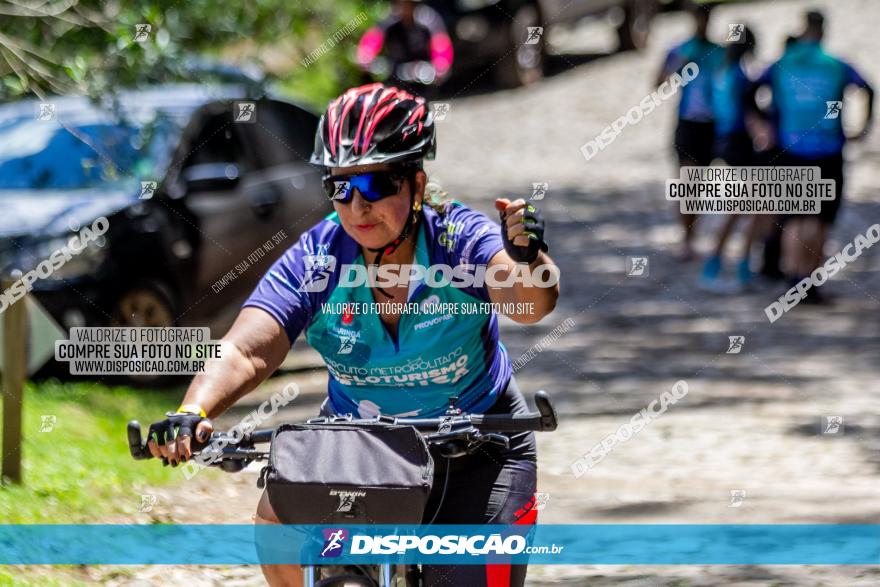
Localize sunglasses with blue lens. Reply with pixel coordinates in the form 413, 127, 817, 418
322, 170, 409, 203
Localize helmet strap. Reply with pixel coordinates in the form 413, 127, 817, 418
367, 192, 422, 298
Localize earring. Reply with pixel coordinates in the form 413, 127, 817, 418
413, 200, 423, 211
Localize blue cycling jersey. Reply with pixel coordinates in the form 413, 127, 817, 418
243, 202, 511, 418
756, 41, 868, 157
665, 36, 724, 123
712, 60, 750, 137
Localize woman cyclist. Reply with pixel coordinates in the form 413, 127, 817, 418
146, 83, 559, 586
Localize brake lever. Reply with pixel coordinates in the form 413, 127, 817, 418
472, 432, 510, 450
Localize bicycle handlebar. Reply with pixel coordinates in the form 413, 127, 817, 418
127, 390, 557, 462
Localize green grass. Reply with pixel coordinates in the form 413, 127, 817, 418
0, 379, 181, 523
0, 567, 92, 586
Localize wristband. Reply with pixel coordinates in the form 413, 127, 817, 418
176, 404, 207, 418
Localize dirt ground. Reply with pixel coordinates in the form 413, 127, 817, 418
35, 0, 880, 584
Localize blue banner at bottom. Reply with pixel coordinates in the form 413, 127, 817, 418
0, 525, 878, 565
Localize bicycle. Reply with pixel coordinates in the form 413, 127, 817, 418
128, 390, 558, 586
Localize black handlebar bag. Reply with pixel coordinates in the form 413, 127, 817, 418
262, 423, 434, 525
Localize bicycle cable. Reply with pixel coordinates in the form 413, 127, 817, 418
425, 459, 451, 525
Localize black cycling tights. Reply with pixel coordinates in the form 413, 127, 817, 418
319, 377, 539, 586
420, 457, 537, 586
419, 377, 539, 587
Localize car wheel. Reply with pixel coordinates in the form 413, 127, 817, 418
111, 281, 182, 387
495, 3, 545, 88
112, 282, 176, 328
617, 0, 657, 51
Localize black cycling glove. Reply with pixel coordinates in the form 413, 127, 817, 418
500, 202, 549, 264
147, 410, 209, 461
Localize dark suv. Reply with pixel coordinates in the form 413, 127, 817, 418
0, 85, 330, 337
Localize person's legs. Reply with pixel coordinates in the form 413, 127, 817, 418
699, 214, 738, 288
736, 214, 765, 285
677, 157, 700, 261
255, 490, 304, 587
674, 121, 715, 261
420, 459, 538, 586
421, 378, 538, 586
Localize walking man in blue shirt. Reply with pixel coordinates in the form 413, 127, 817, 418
754, 11, 874, 302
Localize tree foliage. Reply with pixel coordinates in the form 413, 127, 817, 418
0, 0, 383, 103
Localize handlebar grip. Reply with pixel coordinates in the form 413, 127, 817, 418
472, 414, 542, 432
534, 390, 558, 431
127, 420, 152, 460
470, 391, 558, 432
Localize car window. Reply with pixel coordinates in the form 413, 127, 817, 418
180, 110, 248, 170
235, 100, 318, 170
0, 115, 178, 190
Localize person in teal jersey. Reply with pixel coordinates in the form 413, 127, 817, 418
699, 25, 767, 291
145, 83, 559, 587
754, 11, 874, 303
656, 1, 724, 261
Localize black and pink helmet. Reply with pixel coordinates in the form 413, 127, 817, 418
310, 83, 436, 168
